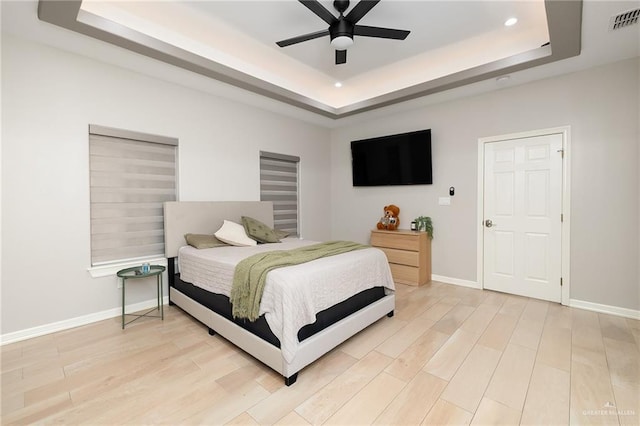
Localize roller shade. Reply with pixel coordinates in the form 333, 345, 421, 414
89, 125, 177, 265
260, 151, 299, 237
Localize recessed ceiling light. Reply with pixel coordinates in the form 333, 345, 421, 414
334, 82, 343, 88
504, 17, 518, 27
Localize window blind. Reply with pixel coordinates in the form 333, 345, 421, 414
260, 151, 299, 236
89, 125, 177, 266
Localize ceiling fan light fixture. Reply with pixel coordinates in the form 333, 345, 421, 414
331, 35, 354, 49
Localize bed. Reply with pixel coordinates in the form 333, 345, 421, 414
164, 201, 395, 385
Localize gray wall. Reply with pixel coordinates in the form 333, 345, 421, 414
330, 57, 640, 311
1, 35, 332, 335
2, 35, 638, 338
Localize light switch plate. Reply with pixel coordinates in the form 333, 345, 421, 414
439, 197, 451, 206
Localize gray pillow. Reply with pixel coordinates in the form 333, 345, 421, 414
184, 233, 228, 249
241, 216, 281, 244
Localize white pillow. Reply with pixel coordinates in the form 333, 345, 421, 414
214, 220, 257, 247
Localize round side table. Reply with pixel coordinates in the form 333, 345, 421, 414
117, 265, 165, 329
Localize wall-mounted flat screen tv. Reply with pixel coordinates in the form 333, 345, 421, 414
351, 129, 432, 186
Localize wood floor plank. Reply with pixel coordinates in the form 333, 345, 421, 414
385, 328, 450, 382
421, 398, 473, 426
294, 350, 392, 425
521, 362, 570, 426
423, 329, 480, 381
337, 317, 407, 360
373, 371, 447, 425
323, 372, 405, 425
476, 313, 519, 352
1, 391, 72, 425
545, 302, 573, 330
485, 343, 537, 411
612, 384, 640, 426
247, 349, 357, 425
422, 301, 456, 322
376, 312, 436, 358
226, 412, 260, 425
602, 337, 639, 392
470, 397, 522, 425
440, 345, 502, 413
274, 411, 311, 425
536, 323, 572, 372
600, 314, 637, 344
459, 303, 500, 336
498, 295, 528, 318
432, 304, 477, 335
509, 318, 545, 350
570, 359, 619, 425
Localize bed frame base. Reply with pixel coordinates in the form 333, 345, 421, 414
169, 287, 395, 386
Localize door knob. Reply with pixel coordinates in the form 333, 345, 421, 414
485, 219, 495, 228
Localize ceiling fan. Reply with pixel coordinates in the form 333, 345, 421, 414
276, 0, 410, 65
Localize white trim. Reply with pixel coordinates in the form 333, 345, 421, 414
0, 296, 169, 346
88, 257, 167, 278
432, 274, 480, 289
476, 126, 571, 306
570, 299, 640, 320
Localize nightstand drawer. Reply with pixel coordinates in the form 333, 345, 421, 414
371, 232, 421, 251
371, 229, 431, 286
379, 247, 420, 267
389, 263, 421, 285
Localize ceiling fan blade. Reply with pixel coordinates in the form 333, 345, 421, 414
354, 25, 410, 40
299, 0, 337, 25
276, 29, 330, 47
336, 49, 347, 64
345, 0, 380, 24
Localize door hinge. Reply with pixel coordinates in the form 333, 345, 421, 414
557, 149, 564, 158
561, 214, 564, 222
560, 277, 563, 286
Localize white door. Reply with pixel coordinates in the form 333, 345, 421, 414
483, 133, 563, 302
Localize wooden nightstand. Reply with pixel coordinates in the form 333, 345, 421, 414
370, 229, 431, 286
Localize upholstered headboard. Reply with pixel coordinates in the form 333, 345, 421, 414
163, 201, 274, 258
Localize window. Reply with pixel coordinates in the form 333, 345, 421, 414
259, 151, 299, 236
89, 125, 177, 266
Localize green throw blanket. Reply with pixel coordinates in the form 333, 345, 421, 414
230, 240, 369, 321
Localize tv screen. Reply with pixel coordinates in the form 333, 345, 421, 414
351, 129, 432, 186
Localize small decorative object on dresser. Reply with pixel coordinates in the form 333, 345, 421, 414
371, 229, 431, 286
414, 216, 433, 239
376, 204, 401, 231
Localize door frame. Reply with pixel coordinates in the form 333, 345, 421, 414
476, 126, 571, 305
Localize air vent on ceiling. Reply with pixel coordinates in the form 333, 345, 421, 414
609, 8, 639, 31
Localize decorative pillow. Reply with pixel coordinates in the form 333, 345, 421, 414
241, 216, 281, 244
273, 229, 291, 239
184, 233, 227, 249
214, 220, 257, 247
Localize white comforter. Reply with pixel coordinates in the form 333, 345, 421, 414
178, 238, 395, 363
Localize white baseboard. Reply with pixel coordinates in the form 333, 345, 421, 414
0, 296, 169, 346
570, 299, 640, 320
431, 279, 640, 320
432, 274, 480, 289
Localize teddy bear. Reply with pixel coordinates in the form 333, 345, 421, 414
376, 204, 400, 231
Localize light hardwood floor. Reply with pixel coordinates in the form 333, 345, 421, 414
2, 281, 639, 425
